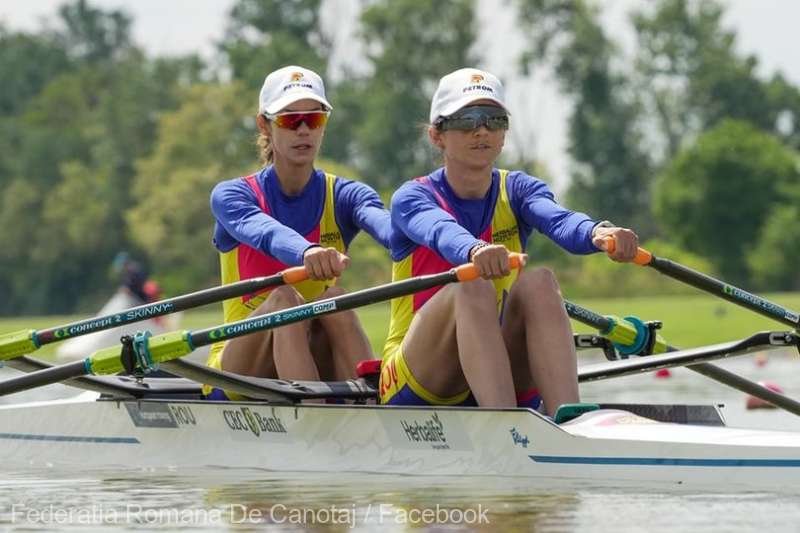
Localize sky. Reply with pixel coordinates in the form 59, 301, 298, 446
2, 0, 798, 191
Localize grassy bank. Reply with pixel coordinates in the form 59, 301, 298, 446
3, 292, 799, 360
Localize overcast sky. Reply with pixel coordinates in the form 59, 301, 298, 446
2, 0, 797, 190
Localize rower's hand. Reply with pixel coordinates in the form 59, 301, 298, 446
592, 225, 639, 262
469, 243, 527, 279
303, 246, 350, 280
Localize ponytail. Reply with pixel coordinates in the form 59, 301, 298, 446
256, 114, 274, 164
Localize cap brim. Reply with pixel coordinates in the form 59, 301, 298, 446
434, 96, 509, 122
263, 93, 333, 115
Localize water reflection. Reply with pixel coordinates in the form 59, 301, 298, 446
4, 469, 800, 531
1, 351, 800, 530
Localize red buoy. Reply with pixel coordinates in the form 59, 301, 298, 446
654, 368, 672, 379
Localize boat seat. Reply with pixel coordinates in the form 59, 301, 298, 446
356, 359, 381, 389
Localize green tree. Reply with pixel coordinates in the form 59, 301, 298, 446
220, 0, 330, 92
217, 0, 360, 164
0, 26, 72, 186
748, 183, 800, 290
516, 0, 654, 234
0, 1, 204, 314
653, 120, 799, 285
631, 0, 799, 161
350, 0, 478, 187
126, 83, 255, 294
0, 26, 71, 117
0, 179, 44, 313
56, 0, 133, 64
765, 74, 800, 151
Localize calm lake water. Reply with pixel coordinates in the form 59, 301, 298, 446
1, 349, 799, 531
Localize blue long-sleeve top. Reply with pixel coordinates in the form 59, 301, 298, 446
389, 167, 600, 263
211, 166, 391, 265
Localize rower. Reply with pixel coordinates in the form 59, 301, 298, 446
202, 66, 391, 401
379, 68, 640, 415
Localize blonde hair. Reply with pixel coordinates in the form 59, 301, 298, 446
256, 114, 274, 164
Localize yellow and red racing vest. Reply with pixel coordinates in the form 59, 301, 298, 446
382, 169, 522, 359
205, 172, 345, 378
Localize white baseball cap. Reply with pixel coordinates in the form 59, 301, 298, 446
258, 65, 333, 115
429, 68, 508, 123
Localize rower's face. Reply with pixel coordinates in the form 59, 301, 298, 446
259, 99, 327, 166
429, 100, 506, 170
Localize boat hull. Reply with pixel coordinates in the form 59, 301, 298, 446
2, 394, 799, 489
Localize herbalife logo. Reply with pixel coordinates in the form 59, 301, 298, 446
400, 412, 448, 447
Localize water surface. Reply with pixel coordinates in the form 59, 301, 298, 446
1, 350, 799, 531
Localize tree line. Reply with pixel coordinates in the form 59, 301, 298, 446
0, 0, 798, 315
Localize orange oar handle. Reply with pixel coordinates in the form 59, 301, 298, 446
454, 252, 525, 282
281, 266, 310, 284
602, 237, 652, 266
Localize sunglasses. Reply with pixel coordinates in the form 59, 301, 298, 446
265, 110, 330, 130
436, 105, 509, 132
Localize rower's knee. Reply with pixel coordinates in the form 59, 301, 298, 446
516, 267, 561, 295
320, 285, 345, 298
456, 278, 497, 308
263, 286, 305, 311
317, 287, 359, 325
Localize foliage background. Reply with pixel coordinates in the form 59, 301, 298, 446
1, 0, 798, 315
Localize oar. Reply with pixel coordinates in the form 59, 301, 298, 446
579, 331, 800, 382
565, 300, 800, 416
0, 267, 309, 362
0, 256, 523, 397
603, 238, 800, 329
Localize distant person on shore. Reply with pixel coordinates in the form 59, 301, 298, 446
56, 252, 169, 360
112, 252, 162, 304
203, 65, 391, 400
379, 68, 640, 415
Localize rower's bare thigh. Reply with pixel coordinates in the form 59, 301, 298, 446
309, 319, 334, 380
502, 281, 533, 390
401, 284, 467, 396
501, 268, 568, 391
220, 286, 306, 378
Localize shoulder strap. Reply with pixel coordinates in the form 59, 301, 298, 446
498, 169, 510, 203
243, 174, 269, 214
323, 172, 337, 216
415, 175, 456, 218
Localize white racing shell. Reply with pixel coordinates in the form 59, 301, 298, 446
1, 394, 799, 490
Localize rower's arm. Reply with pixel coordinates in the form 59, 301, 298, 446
335, 179, 392, 249
390, 182, 480, 265
210, 179, 312, 265
511, 172, 597, 254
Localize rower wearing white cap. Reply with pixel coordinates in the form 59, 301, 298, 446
203, 66, 391, 400
380, 68, 640, 413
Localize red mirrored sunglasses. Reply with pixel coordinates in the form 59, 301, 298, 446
265, 110, 330, 130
